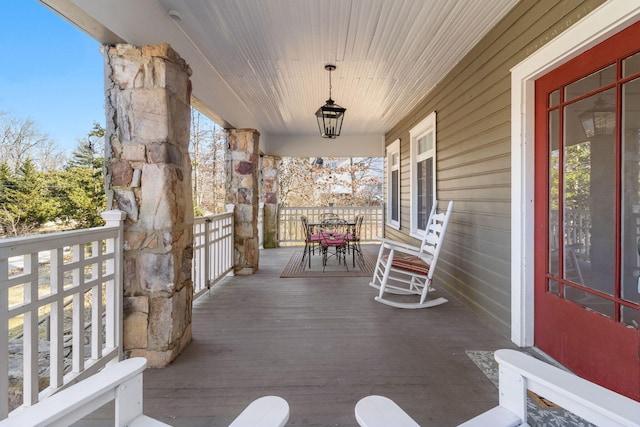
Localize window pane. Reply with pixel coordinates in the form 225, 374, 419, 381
391, 152, 399, 166
549, 89, 560, 107
564, 286, 614, 319
391, 169, 399, 222
548, 109, 559, 288
565, 64, 616, 103
417, 158, 433, 230
564, 89, 616, 305
623, 52, 640, 78
418, 133, 433, 155
562, 139, 591, 287
622, 77, 640, 303
621, 305, 639, 329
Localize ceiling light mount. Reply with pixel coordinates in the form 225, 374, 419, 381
316, 64, 346, 139
168, 9, 182, 21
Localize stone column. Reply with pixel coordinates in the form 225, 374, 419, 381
225, 129, 260, 274
260, 155, 280, 248
104, 43, 194, 367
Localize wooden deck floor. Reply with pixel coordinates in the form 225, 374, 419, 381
83, 246, 516, 427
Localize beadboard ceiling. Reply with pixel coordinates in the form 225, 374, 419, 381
41, 0, 519, 156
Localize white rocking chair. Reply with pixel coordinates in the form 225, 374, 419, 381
369, 200, 454, 309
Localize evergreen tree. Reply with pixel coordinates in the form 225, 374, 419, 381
59, 123, 106, 228
57, 166, 106, 228
68, 122, 105, 169
0, 159, 57, 235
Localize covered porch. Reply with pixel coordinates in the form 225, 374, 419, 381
5, 0, 639, 423
89, 246, 516, 426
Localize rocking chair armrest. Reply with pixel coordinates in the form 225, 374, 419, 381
375, 237, 421, 255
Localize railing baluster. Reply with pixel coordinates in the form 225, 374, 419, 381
23, 252, 39, 407
0, 264, 7, 418
50, 248, 64, 390
205, 218, 212, 290
92, 270, 102, 361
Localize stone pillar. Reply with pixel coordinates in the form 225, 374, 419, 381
260, 155, 280, 248
225, 129, 260, 274
104, 43, 194, 367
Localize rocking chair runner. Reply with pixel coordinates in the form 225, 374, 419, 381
369, 200, 454, 309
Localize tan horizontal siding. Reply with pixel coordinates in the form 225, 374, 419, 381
383, 0, 605, 336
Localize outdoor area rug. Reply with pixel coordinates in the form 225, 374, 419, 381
466, 350, 595, 426
280, 248, 376, 278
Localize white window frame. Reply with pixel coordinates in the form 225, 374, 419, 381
409, 111, 436, 238
386, 139, 400, 229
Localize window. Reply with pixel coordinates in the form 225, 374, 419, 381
386, 139, 400, 229
410, 112, 436, 237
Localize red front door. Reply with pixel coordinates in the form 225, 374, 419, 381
534, 21, 640, 401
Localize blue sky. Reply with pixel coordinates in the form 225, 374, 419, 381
0, 1, 104, 153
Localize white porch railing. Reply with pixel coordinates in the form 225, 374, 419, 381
192, 207, 235, 299
278, 206, 383, 246
1, 207, 237, 418
550, 209, 591, 258
0, 210, 126, 419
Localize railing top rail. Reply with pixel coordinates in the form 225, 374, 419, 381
0, 225, 120, 248
194, 212, 234, 223
0, 225, 120, 256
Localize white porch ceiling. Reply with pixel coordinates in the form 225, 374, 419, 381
41, 0, 519, 156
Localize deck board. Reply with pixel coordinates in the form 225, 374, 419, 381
79, 246, 516, 427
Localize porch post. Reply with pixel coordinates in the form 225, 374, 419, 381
104, 43, 194, 367
225, 128, 260, 274
260, 155, 281, 248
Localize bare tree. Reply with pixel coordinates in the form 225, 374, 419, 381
190, 110, 227, 214
0, 112, 63, 171
279, 157, 382, 207
279, 157, 317, 207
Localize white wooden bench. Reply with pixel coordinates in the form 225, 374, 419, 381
355, 349, 640, 427
0, 357, 289, 427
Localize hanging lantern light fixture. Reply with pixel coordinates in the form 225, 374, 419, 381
316, 64, 346, 139
578, 71, 616, 138
579, 96, 616, 138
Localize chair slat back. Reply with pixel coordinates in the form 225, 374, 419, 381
301, 215, 310, 239
353, 214, 364, 238
418, 201, 439, 253
319, 212, 341, 221
419, 200, 454, 278
320, 218, 348, 235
